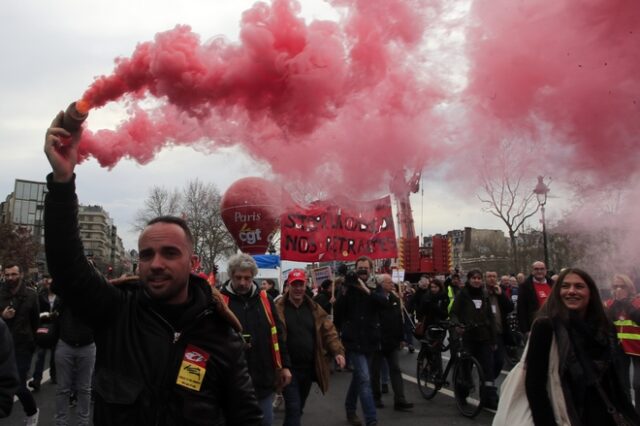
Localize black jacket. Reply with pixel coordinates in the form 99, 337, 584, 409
0, 281, 39, 353
517, 276, 551, 333
220, 282, 291, 399
57, 299, 94, 347
37, 288, 61, 315
334, 281, 387, 354
379, 292, 404, 353
488, 289, 515, 344
36, 288, 62, 343
45, 175, 261, 426
450, 285, 497, 344
313, 291, 332, 314
0, 318, 19, 418
417, 291, 449, 326
526, 317, 640, 426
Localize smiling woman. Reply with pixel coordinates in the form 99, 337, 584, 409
558, 272, 590, 316
522, 268, 640, 426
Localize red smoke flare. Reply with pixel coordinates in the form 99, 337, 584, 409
77, 0, 444, 200
76, 0, 639, 199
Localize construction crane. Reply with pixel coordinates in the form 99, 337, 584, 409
391, 169, 450, 281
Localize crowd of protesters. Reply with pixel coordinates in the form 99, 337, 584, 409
4, 246, 640, 426
5, 254, 640, 425
0, 111, 639, 426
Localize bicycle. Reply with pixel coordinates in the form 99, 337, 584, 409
416, 320, 485, 418
504, 312, 525, 367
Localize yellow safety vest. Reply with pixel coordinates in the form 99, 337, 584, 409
606, 299, 640, 356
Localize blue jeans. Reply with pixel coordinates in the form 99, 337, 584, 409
345, 351, 376, 425
55, 341, 96, 426
32, 345, 56, 381
282, 367, 314, 426
257, 393, 274, 426
15, 350, 38, 416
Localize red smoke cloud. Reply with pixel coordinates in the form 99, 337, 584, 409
460, 0, 640, 277
72, 0, 640, 274
78, 0, 444, 198
463, 0, 640, 186
76, 0, 639, 208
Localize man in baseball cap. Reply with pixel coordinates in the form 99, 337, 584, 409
287, 269, 307, 285
276, 269, 345, 426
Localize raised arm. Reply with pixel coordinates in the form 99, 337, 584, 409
43, 111, 121, 328
44, 111, 80, 183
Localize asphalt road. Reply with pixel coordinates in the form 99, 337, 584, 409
5, 347, 502, 425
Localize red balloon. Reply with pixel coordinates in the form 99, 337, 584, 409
221, 177, 284, 254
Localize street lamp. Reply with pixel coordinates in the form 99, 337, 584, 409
533, 176, 550, 268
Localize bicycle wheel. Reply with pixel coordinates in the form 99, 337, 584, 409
416, 349, 438, 400
452, 356, 484, 418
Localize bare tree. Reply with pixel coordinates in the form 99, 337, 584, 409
133, 186, 182, 231
134, 180, 236, 273
477, 143, 541, 272
0, 224, 41, 272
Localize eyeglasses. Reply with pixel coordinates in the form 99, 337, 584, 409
613, 285, 628, 290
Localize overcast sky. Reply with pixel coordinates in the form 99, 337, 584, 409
0, 0, 546, 252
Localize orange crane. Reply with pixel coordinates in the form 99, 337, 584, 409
391, 169, 450, 281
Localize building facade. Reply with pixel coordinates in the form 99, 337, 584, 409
78, 205, 128, 275
2, 179, 129, 276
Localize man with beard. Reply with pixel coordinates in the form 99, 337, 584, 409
43, 111, 261, 425
334, 256, 387, 426
0, 263, 40, 425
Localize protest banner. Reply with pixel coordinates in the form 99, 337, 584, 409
280, 196, 398, 262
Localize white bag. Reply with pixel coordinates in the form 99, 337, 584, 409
493, 335, 571, 426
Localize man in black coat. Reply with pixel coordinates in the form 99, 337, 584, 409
44, 111, 261, 425
0, 263, 40, 424
516, 261, 551, 337
334, 256, 387, 426
370, 274, 413, 412
485, 271, 514, 378
313, 279, 334, 314
0, 317, 19, 418
29, 276, 61, 391
220, 253, 292, 426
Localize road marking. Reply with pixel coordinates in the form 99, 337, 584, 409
402, 362, 497, 414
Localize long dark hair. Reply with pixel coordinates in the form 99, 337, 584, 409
537, 268, 609, 332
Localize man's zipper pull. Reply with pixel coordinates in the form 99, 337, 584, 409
173, 332, 181, 343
